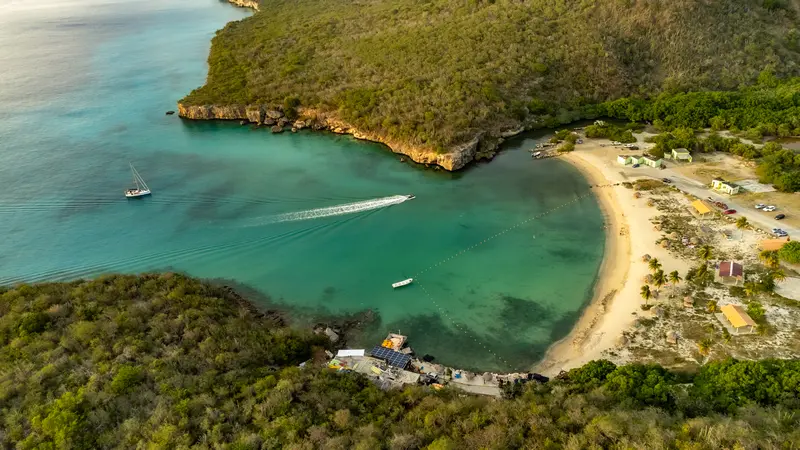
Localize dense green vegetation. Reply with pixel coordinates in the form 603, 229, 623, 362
184, 0, 800, 151
644, 125, 800, 191
2, 275, 800, 448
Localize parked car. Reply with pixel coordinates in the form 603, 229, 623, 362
632, 164, 640, 168
662, 178, 672, 183
723, 209, 737, 215
764, 205, 777, 212
756, 204, 766, 209
776, 214, 786, 220
707, 196, 714, 201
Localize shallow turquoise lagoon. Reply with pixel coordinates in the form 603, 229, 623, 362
0, 0, 604, 370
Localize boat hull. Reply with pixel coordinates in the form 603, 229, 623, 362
125, 189, 151, 198
392, 278, 413, 288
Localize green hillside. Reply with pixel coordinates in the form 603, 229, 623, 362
2, 274, 800, 448
182, 0, 800, 151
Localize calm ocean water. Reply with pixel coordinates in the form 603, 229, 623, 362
0, 0, 604, 371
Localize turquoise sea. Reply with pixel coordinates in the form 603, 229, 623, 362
0, 0, 605, 371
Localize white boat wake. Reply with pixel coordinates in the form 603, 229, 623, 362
243, 195, 412, 226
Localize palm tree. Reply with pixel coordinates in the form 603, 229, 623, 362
640, 285, 652, 307
696, 263, 709, 279
706, 299, 718, 313
698, 338, 714, 357
668, 270, 682, 285
744, 280, 758, 298
648, 258, 662, 273
759, 250, 780, 269
652, 269, 667, 294
698, 244, 713, 261
736, 217, 748, 240
770, 268, 786, 283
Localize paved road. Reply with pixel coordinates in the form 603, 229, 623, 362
629, 165, 797, 238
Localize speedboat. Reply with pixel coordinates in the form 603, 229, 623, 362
406, 194, 415, 200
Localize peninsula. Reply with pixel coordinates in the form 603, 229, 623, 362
180, 0, 800, 169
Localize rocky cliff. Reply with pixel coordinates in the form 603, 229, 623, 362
226, 0, 259, 10
177, 103, 492, 171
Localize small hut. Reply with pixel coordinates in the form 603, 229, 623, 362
683, 296, 694, 308
642, 254, 652, 262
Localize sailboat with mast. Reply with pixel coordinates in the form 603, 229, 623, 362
125, 163, 151, 198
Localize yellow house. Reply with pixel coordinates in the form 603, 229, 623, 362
712, 178, 741, 195
670, 148, 692, 162
720, 304, 757, 334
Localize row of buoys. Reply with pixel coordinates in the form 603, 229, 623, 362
418, 282, 513, 369
408, 189, 602, 370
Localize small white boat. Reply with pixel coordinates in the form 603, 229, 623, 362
125, 163, 151, 198
406, 194, 415, 200
392, 278, 413, 288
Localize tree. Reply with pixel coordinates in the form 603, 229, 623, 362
747, 302, 766, 322
698, 245, 713, 261
778, 241, 800, 264
735, 217, 748, 239
706, 300, 718, 313
648, 258, 662, 273
744, 281, 758, 298
652, 269, 667, 294
640, 285, 653, 307
770, 269, 786, 283
759, 250, 780, 269
698, 338, 713, 357
668, 270, 682, 286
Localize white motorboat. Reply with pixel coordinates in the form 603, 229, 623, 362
405, 194, 415, 200
392, 278, 413, 288
125, 163, 151, 198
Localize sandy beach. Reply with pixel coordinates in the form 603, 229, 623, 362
536, 143, 691, 375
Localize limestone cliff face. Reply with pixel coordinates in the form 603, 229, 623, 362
227, 0, 259, 10
177, 103, 487, 171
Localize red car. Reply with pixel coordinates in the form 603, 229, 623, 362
723, 209, 737, 215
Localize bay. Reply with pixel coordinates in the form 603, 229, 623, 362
0, 0, 605, 371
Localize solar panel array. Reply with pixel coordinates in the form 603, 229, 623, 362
370, 345, 411, 368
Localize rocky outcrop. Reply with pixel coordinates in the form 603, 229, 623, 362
226, 0, 259, 11
177, 103, 487, 171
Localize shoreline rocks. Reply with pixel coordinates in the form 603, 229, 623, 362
176, 103, 505, 171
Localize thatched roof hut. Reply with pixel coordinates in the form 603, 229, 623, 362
683, 296, 694, 308
642, 254, 652, 262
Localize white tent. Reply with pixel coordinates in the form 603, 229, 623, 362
336, 349, 365, 358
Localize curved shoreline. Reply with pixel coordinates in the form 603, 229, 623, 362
535, 150, 633, 375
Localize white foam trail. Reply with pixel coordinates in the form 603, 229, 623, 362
245, 195, 410, 226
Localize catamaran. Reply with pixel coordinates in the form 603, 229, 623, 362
125, 163, 151, 198
392, 278, 413, 288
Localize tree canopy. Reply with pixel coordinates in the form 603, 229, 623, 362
1, 275, 800, 448
183, 0, 800, 151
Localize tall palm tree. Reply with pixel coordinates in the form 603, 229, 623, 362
770, 269, 786, 283
759, 250, 779, 269
640, 285, 652, 307
652, 269, 667, 294
696, 263, 709, 280
698, 244, 713, 261
744, 280, 758, 298
736, 217, 748, 240
668, 270, 682, 285
648, 258, 662, 273
706, 299, 718, 313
